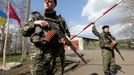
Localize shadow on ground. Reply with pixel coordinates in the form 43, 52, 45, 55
90, 73, 98, 75
114, 64, 125, 74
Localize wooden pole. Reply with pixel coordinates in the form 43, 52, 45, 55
21, 0, 31, 61
25, 0, 31, 22
3, 1, 9, 68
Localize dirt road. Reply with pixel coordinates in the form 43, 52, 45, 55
0, 50, 134, 75
65, 50, 134, 75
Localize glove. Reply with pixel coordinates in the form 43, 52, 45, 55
91, 22, 95, 25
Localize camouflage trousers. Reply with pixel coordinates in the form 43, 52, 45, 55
30, 46, 65, 75
102, 49, 115, 72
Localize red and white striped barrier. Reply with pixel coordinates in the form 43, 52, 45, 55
70, 0, 124, 40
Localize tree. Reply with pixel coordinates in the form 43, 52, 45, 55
0, 0, 28, 55
0, 0, 7, 55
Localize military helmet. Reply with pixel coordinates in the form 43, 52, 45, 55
102, 25, 109, 29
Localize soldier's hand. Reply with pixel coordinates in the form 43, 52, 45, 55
59, 38, 66, 45
110, 41, 117, 49
112, 41, 116, 44
34, 20, 48, 28
91, 22, 95, 25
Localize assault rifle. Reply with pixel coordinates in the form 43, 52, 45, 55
32, 11, 87, 64
105, 35, 125, 61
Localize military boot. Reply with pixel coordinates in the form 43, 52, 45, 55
110, 71, 115, 75
104, 71, 110, 75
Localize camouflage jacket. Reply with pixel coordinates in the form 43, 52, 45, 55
22, 11, 70, 47
92, 25, 116, 49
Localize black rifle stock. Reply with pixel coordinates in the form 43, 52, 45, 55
115, 47, 125, 61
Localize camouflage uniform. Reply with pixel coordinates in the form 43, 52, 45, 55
92, 25, 116, 75
22, 11, 70, 75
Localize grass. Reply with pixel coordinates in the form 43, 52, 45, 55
0, 54, 29, 62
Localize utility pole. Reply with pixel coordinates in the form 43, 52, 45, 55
21, 0, 31, 61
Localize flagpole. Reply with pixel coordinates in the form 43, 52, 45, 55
3, 1, 10, 68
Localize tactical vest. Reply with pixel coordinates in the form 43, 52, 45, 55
30, 11, 68, 46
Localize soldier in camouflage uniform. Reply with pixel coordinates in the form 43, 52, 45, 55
22, 0, 70, 75
92, 24, 116, 75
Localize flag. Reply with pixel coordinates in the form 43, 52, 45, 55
0, 10, 7, 26
8, 2, 22, 28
